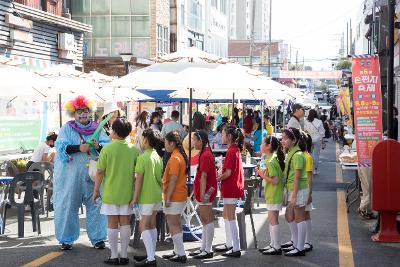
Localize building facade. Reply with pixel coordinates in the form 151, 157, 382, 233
0, 1, 90, 69
204, 0, 228, 57
229, 0, 270, 41
69, 0, 170, 75
228, 39, 289, 78
170, 0, 206, 53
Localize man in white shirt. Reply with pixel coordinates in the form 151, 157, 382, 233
161, 110, 186, 139
26, 132, 58, 170
287, 103, 305, 130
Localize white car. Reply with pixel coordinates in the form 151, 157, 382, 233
314, 91, 324, 101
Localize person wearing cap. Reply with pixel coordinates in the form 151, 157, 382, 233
26, 132, 58, 170
155, 107, 165, 131
54, 95, 110, 251
102, 102, 122, 136
287, 104, 305, 130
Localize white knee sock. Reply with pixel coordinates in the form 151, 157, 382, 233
297, 221, 307, 251
108, 228, 119, 259
205, 223, 214, 253
172, 232, 186, 256
150, 228, 157, 248
201, 224, 207, 251
270, 224, 280, 249
305, 219, 312, 244
268, 224, 274, 248
288, 221, 298, 248
119, 225, 131, 258
229, 220, 240, 252
142, 230, 155, 261
224, 219, 232, 247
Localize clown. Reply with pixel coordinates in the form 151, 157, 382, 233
54, 95, 110, 250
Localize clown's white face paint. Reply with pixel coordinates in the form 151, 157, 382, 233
74, 108, 90, 125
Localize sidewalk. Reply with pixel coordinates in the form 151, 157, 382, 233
1, 139, 399, 266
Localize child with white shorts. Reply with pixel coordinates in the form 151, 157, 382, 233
280, 128, 309, 257
93, 118, 139, 265
161, 131, 189, 263
256, 136, 285, 255
131, 128, 163, 266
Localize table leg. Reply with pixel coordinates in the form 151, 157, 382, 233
347, 172, 361, 212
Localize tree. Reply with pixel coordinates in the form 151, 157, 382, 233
335, 59, 352, 70
289, 64, 304, 71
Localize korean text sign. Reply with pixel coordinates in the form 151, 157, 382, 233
351, 55, 383, 166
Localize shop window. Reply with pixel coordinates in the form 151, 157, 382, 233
93, 38, 111, 57
92, 16, 110, 38
91, 0, 110, 15
132, 16, 150, 37
111, 38, 131, 56
111, 0, 131, 15
112, 16, 131, 37
131, 0, 149, 15
132, 38, 150, 58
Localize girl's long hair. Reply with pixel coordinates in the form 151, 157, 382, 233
265, 136, 285, 171
193, 130, 214, 172
283, 127, 306, 152
136, 110, 148, 128
224, 125, 245, 152
165, 131, 189, 174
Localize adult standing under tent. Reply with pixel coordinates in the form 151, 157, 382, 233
135, 111, 149, 153
161, 110, 186, 139
287, 104, 305, 130
53, 95, 110, 250
101, 102, 122, 136
304, 109, 325, 175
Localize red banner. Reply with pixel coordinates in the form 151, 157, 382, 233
351, 55, 383, 166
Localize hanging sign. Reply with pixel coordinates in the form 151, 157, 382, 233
351, 55, 383, 167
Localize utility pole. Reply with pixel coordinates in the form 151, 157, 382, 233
249, 0, 256, 69
289, 44, 292, 65
295, 50, 298, 70
268, 0, 272, 77
302, 55, 304, 70
388, 0, 395, 139
350, 19, 352, 54
346, 22, 349, 55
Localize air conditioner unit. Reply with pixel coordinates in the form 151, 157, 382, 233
58, 33, 76, 51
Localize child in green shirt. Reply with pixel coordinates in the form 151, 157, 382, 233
256, 136, 285, 255
280, 127, 308, 257
93, 118, 139, 265
131, 128, 163, 266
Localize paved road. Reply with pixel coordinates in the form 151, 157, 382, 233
1, 140, 399, 267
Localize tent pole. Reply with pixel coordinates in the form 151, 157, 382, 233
283, 101, 286, 129
274, 106, 277, 134
58, 94, 62, 128
261, 100, 264, 136
179, 101, 183, 124
232, 93, 235, 122
188, 88, 193, 178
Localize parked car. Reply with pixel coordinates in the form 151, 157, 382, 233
315, 91, 324, 101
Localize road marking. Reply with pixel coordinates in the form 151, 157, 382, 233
22, 252, 63, 267
336, 141, 355, 267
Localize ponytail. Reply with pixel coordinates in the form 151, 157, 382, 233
224, 126, 244, 152
193, 130, 213, 172
265, 136, 285, 171
283, 127, 306, 151
165, 131, 189, 174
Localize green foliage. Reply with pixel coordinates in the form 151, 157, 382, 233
335, 59, 352, 70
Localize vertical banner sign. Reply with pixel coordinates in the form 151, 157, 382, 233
351, 55, 383, 166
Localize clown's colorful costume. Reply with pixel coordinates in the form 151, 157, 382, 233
53, 96, 110, 247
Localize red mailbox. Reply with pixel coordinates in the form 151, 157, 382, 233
371, 140, 400, 242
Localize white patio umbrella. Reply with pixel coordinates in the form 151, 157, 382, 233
0, 65, 50, 101
155, 46, 230, 63
79, 71, 115, 84
96, 87, 153, 102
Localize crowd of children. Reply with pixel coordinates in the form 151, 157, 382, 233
92, 112, 316, 265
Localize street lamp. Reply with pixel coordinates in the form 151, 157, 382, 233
120, 53, 132, 75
